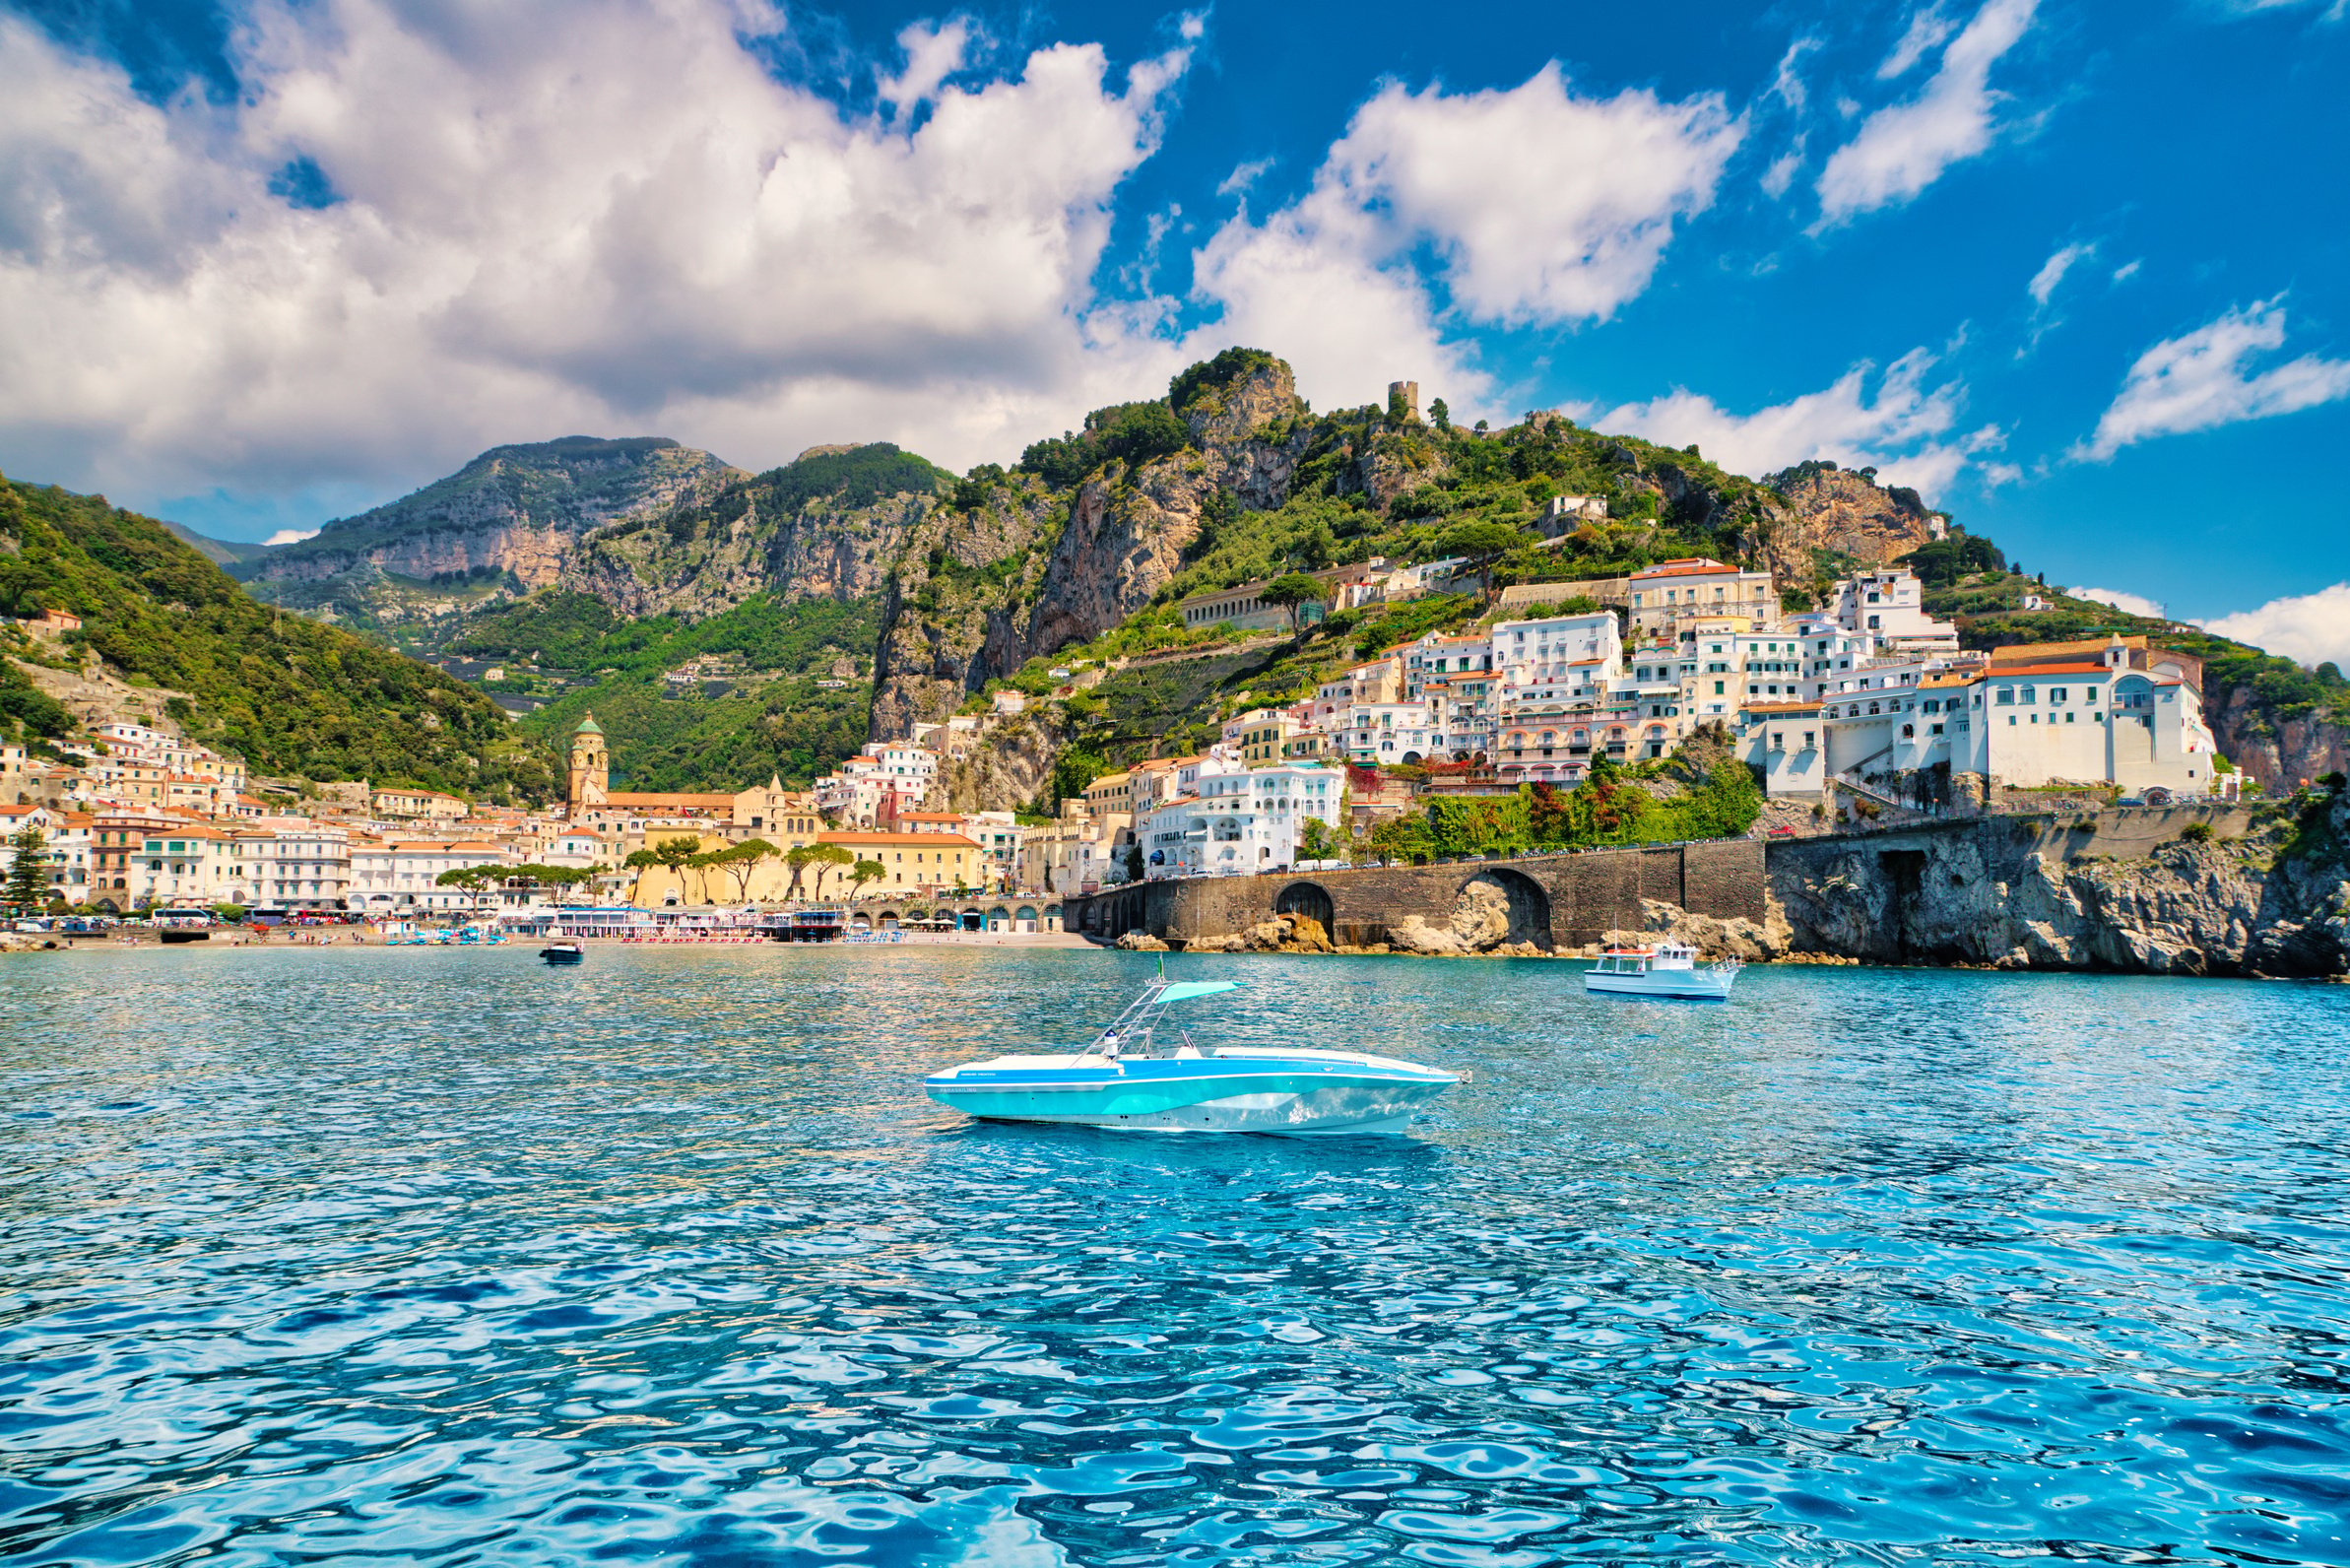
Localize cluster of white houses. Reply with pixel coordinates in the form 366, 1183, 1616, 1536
1173, 556, 2229, 815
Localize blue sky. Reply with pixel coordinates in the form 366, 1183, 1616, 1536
3, 0, 2347, 661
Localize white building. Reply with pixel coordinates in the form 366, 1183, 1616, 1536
1832, 567, 1959, 653
1142, 764, 1343, 880
1338, 702, 1438, 765
246, 823, 352, 911
1948, 640, 2223, 797
346, 837, 508, 914
1733, 702, 1829, 796
1489, 611, 1622, 692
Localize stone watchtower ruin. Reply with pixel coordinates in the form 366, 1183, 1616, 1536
568, 713, 609, 813
1387, 380, 1420, 423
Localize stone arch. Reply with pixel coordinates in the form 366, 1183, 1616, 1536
1043, 902, 1063, 932
1015, 904, 1039, 932
1273, 880, 1336, 932
986, 905, 1010, 931
1454, 868, 1552, 950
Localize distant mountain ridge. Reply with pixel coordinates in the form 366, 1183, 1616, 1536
234, 436, 746, 619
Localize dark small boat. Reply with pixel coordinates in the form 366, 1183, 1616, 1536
540, 941, 585, 965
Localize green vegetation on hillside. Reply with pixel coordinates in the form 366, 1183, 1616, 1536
455, 590, 881, 790
0, 474, 552, 796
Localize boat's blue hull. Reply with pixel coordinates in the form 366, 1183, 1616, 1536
925, 1051, 1457, 1134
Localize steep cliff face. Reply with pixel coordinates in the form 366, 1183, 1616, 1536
1767, 796, 2350, 976
870, 359, 1309, 739
2202, 682, 2350, 792
1746, 462, 1944, 586
242, 437, 744, 596
935, 713, 1064, 815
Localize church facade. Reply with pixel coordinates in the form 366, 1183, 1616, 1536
565, 713, 823, 848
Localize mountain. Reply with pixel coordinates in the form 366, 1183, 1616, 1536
0, 471, 553, 798
232, 435, 748, 634
163, 520, 274, 568
415, 442, 953, 790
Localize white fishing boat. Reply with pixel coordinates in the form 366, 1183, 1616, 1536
1583, 940, 1742, 1001
923, 967, 1461, 1135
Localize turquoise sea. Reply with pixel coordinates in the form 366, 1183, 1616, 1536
4, 947, 2348, 1566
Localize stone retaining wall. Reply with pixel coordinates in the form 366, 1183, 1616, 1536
1064, 838, 1767, 950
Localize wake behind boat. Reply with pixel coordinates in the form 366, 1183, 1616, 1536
1583, 940, 1741, 1001
923, 968, 1459, 1135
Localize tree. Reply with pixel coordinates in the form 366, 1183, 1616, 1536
5, 826, 49, 911
1365, 815, 1434, 866
848, 857, 885, 897
433, 864, 495, 921
1296, 817, 1341, 865
622, 848, 662, 905
783, 843, 815, 901
1428, 397, 1451, 433
1440, 520, 1534, 603
717, 838, 778, 902
805, 841, 855, 902
1260, 572, 1324, 633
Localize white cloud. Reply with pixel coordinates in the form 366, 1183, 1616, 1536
262, 526, 321, 546
877, 20, 972, 114
2111, 259, 2141, 284
2072, 585, 2164, 618
2200, 583, 2350, 669
2072, 296, 2350, 460
1595, 349, 1996, 501
1215, 158, 1273, 197
1771, 37, 1820, 109
1879, 7, 1957, 77
1817, 0, 2038, 222
1263, 64, 1742, 328
1761, 150, 1803, 198
2028, 241, 2092, 307
0, 1, 1202, 499
1180, 63, 1742, 420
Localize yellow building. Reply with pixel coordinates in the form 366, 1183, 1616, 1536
817, 830, 983, 896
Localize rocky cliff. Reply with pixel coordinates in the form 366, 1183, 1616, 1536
1759, 461, 1945, 577
870, 357, 1309, 738
558, 444, 945, 620
1765, 794, 2350, 977
241, 437, 744, 599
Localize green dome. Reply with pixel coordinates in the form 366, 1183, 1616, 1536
574, 712, 604, 736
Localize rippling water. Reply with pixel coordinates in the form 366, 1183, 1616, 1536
5, 947, 2350, 1566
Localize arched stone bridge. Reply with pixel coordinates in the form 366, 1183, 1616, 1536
1062, 838, 1765, 950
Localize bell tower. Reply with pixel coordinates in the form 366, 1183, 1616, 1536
568, 713, 609, 814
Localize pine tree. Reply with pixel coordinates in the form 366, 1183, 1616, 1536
5, 826, 49, 911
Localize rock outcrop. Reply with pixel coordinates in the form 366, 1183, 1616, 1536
1768, 794, 2350, 976
1754, 462, 1945, 583
1610, 896, 1792, 961
1382, 874, 1553, 956
1176, 913, 1336, 954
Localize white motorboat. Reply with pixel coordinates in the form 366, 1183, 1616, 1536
923, 967, 1461, 1135
1583, 940, 1742, 1001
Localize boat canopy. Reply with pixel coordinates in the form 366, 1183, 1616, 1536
1153, 980, 1239, 1005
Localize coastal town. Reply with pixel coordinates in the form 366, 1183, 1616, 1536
2, 551, 2233, 935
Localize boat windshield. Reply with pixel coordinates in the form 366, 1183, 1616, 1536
1080, 970, 1240, 1058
